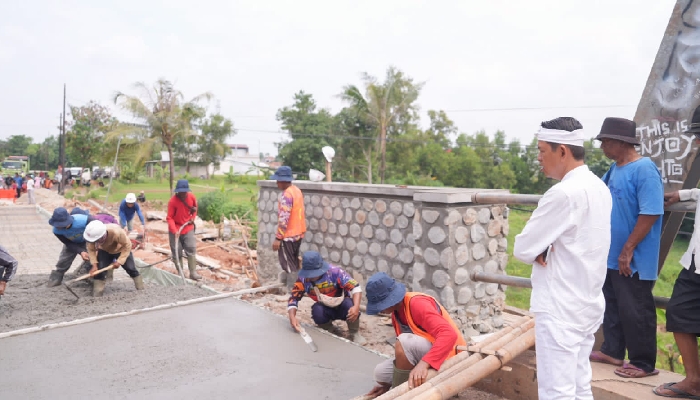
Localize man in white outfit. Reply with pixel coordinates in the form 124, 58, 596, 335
514, 117, 612, 400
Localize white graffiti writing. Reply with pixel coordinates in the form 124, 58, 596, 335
637, 119, 694, 184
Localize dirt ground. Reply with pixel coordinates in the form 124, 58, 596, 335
0, 274, 213, 333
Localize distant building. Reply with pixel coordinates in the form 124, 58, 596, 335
215, 144, 269, 176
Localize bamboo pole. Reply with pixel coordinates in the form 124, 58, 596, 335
391, 323, 535, 400
412, 328, 536, 400
375, 316, 533, 400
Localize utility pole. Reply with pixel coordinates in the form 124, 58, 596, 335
59, 84, 66, 195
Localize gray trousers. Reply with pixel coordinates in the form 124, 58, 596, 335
27, 189, 35, 204
168, 231, 197, 270
55, 245, 91, 274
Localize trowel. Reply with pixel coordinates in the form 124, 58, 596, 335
298, 327, 318, 352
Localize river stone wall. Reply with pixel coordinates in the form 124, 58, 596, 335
257, 181, 510, 336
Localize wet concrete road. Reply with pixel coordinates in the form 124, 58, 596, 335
0, 298, 385, 400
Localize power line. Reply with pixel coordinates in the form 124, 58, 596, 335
443, 105, 635, 113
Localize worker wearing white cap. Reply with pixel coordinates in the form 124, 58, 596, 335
119, 193, 145, 235
84, 220, 143, 297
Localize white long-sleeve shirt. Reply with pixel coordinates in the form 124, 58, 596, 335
678, 188, 700, 273
514, 165, 612, 332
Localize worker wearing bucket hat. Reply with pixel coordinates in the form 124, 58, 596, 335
363, 272, 466, 396
46, 207, 94, 287
591, 117, 663, 380
84, 220, 143, 297
119, 193, 145, 234
287, 251, 365, 344
270, 166, 306, 288
167, 179, 201, 281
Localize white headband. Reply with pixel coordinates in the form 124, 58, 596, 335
536, 127, 585, 147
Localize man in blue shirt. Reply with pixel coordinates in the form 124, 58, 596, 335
46, 207, 94, 286
119, 193, 145, 234
13, 173, 22, 199
589, 117, 663, 379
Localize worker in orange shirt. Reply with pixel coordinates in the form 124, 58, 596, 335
270, 166, 306, 288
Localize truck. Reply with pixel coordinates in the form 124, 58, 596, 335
1, 156, 29, 176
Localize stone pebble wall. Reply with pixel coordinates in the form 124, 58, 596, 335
257, 188, 509, 336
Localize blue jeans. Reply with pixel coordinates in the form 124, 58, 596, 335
311, 297, 354, 325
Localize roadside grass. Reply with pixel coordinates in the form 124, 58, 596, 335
65, 176, 259, 206
505, 208, 689, 372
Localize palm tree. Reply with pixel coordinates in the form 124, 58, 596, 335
340, 67, 422, 184
112, 79, 211, 193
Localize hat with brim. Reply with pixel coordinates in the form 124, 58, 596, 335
595, 117, 640, 145
174, 179, 191, 193
270, 166, 294, 182
49, 207, 74, 228
298, 251, 330, 279
365, 272, 407, 315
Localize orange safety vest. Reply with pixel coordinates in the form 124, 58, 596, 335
282, 185, 306, 238
391, 292, 467, 360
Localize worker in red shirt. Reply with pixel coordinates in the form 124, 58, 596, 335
363, 272, 467, 397
166, 179, 201, 280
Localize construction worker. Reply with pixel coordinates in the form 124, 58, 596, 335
287, 251, 366, 344
0, 245, 18, 296
271, 166, 306, 288
46, 207, 94, 286
166, 179, 201, 280
363, 272, 467, 397
119, 193, 145, 234
83, 220, 143, 297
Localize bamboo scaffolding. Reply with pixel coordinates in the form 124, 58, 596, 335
374, 315, 533, 400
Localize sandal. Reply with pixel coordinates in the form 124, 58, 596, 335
614, 362, 660, 378
653, 382, 700, 399
589, 350, 623, 366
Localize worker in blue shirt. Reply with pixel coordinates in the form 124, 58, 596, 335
119, 193, 145, 234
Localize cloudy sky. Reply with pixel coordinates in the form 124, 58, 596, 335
0, 0, 677, 156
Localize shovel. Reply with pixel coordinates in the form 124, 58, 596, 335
298, 327, 318, 352
63, 258, 173, 299
63, 265, 116, 300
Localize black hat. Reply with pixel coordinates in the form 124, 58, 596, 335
688, 107, 700, 134
595, 117, 639, 145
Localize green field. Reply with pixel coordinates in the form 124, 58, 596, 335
505, 209, 689, 372
65, 176, 258, 207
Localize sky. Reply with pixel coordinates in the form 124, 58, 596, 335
0, 0, 678, 156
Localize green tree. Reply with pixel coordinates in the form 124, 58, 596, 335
276, 91, 336, 175
5, 135, 33, 156
66, 101, 117, 168
197, 113, 235, 179
112, 79, 211, 193
340, 66, 423, 183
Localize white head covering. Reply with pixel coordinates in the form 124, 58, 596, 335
536, 127, 585, 147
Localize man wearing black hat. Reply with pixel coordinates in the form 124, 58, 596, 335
46, 207, 94, 287
589, 117, 664, 379
287, 251, 365, 344
270, 166, 306, 287
167, 179, 201, 280
655, 107, 700, 398
363, 272, 466, 396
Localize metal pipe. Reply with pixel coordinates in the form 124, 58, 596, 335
472, 272, 670, 309
471, 192, 695, 212
472, 192, 541, 205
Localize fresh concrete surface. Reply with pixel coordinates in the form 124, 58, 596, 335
0, 298, 384, 400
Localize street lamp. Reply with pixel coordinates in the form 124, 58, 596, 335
322, 146, 335, 183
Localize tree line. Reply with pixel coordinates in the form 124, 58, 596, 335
0, 80, 236, 192
276, 66, 612, 194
